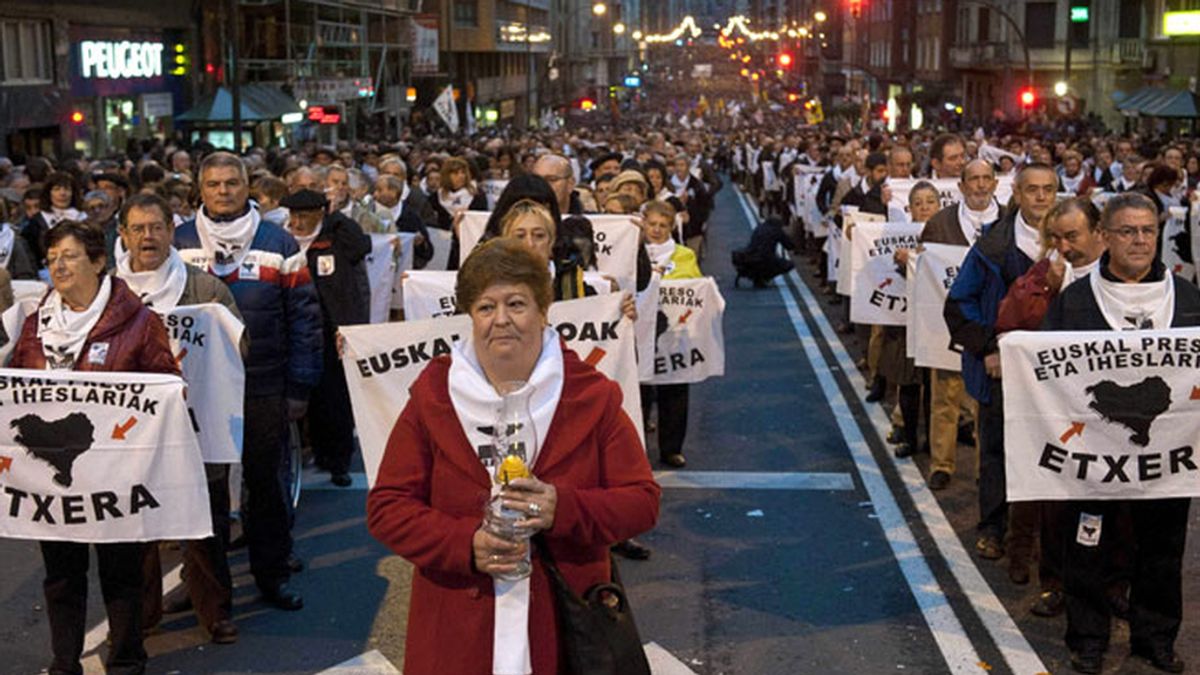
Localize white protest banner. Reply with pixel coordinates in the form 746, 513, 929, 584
761, 161, 780, 193
425, 228, 454, 273
164, 304, 245, 463
433, 84, 459, 133
0, 369, 211, 542
838, 209, 884, 296
635, 272, 661, 381
0, 297, 38, 365
402, 270, 458, 321
887, 175, 1014, 221
366, 233, 398, 323
1162, 206, 1195, 283
457, 210, 492, 263
1000, 328, 1200, 501
849, 221, 923, 325
906, 244, 968, 371
342, 293, 641, 486
480, 179, 509, 210
384, 233, 417, 313
825, 220, 842, 283
12, 280, 47, 304
649, 278, 725, 385
458, 212, 641, 295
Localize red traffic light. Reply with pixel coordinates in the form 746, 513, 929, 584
787, 92, 799, 103
778, 53, 793, 68
1019, 87, 1037, 108
579, 98, 596, 111
70, 111, 85, 125
848, 0, 864, 19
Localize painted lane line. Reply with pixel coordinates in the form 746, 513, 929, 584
314, 648, 402, 674
653, 470, 854, 490
733, 189, 986, 674
644, 641, 700, 674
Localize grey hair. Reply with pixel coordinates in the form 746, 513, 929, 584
198, 151, 248, 184
1100, 192, 1158, 231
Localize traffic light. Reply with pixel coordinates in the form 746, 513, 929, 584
70, 110, 85, 125
1019, 87, 1037, 110
787, 92, 800, 103
777, 52, 793, 68
579, 98, 596, 111
848, 0, 864, 19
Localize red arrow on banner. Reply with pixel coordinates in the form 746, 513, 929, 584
112, 416, 138, 440
1059, 421, 1085, 444
678, 309, 694, 325
0, 456, 11, 475
878, 278, 894, 289
1191, 386, 1200, 400
174, 348, 188, 368
584, 347, 607, 367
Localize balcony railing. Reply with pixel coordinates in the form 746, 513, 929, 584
1113, 38, 1143, 64
948, 42, 1010, 69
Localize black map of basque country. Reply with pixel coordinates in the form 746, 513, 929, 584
12, 413, 96, 487
1085, 376, 1172, 447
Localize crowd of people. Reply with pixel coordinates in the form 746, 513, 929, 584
1, 103, 1199, 674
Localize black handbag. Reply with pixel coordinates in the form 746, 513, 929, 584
535, 538, 651, 675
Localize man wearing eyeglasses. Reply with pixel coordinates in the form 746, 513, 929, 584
532, 154, 584, 215
945, 162, 1056, 563
1039, 192, 1199, 674
115, 192, 246, 645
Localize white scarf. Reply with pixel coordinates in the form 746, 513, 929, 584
43, 207, 85, 228
1060, 170, 1084, 194
670, 173, 689, 198
448, 327, 564, 675
438, 187, 474, 214
956, 200, 997, 245
0, 223, 15, 269
1156, 190, 1182, 210
262, 206, 289, 225
194, 206, 261, 277
646, 240, 677, 273
38, 275, 112, 369
1089, 266, 1175, 331
288, 222, 323, 255
655, 187, 673, 202
114, 239, 188, 312
1060, 255, 1101, 289
1014, 210, 1041, 262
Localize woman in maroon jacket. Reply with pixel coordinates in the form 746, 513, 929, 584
12, 221, 177, 675
367, 238, 660, 675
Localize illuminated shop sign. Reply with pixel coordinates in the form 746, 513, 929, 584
80, 40, 164, 79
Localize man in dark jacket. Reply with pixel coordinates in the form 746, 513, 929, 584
176, 152, 323, 611
1040, 192, 1196, 675
944, 163, 1056, 561
281, 189, 371, 487
839, 152, 889, 215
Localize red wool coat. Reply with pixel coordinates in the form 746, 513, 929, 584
366, 345, 661, 675
11, 277, 179, 375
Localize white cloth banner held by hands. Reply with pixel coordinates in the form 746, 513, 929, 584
342, 293, 642, 486
1001, 328, 1200, 501
848, 220, 922, 325
0, 369, 211, 542
649, 278, 726, 385
164, 304, 245, 463
905, 243, 968, 371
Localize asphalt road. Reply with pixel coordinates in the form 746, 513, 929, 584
2, 179, 1200, 674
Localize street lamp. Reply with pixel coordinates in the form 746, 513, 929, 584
1054, 81, 1069, 97
592, 2, 606, 16
632, 30, 643, 40
613, 22, 626, 35
814, 11, 827, 23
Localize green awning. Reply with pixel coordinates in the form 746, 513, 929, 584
176, 85, 301, 123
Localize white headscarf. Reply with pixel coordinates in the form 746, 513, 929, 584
38, 275, 112, 369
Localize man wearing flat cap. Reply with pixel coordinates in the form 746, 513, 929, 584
280, 189, 371, 487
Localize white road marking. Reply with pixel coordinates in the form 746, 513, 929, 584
315, 648, 402, 674
734, 190, 990, 674
653, 470, 854, 490
645, 640, 701, 674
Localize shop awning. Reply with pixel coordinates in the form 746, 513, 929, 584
175, 85, 301, 123
1114, 86, 1200, 118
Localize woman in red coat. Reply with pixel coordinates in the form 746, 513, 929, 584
367, 237, 660, 675
12, 221, 178, 675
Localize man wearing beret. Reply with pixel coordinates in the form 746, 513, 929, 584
280, 189, 372, 487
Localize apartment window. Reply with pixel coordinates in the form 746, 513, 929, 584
1118, 0, 1141, 39
453, 0, 478, 27
0, 19, 53, 84
933, 36, 940, 71
1025, 2, 1056, 48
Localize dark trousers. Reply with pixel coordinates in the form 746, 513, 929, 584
977, 379, 1007, 539
141, 464, 233, 631
243, 394, 293, 589
897, 384, 921, 448
1063, 498, 1190, 655
41, 541, 147, 675
1008, 501, 1066, 591
309, 349, 357, 474
641, 384, 689, 457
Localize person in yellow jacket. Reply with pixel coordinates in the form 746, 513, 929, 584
641, 200, 700, 467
